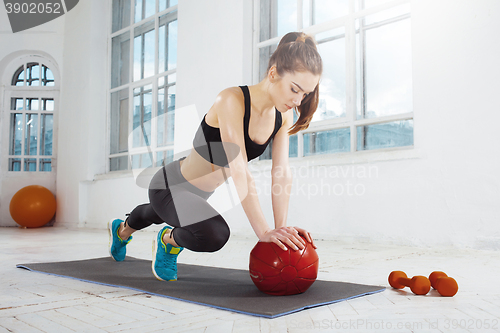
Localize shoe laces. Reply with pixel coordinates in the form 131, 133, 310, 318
159, 232, 178, 271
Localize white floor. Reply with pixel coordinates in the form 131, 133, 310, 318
1, 226, 500, 333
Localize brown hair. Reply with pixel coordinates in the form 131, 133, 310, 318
266, 32, 323, 135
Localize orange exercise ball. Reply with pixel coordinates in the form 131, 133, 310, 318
9, 185, 56, 228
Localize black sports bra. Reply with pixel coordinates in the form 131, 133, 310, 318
192, 86, 282, 167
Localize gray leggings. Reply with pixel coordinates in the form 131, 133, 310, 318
126, 157, 230, 252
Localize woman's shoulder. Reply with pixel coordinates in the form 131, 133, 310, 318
214, 86, 244, 106
211, 87, 245, 115
206, 86, 245, 127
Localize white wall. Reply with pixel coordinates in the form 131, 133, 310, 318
176, 0, 253, 115
55, 0, 109, 227
1, 0, 499, 250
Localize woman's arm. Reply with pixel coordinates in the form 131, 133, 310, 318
271, 109, 294, 229
215, 88, 305, 251
271, 109, 317, 248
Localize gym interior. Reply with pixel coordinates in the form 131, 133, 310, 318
0, 0, 499, 332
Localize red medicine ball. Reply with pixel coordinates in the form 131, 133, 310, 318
249, 236, 319, 296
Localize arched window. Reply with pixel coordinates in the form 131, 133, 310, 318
11, 63, 55, 87
6, 61, 57, 172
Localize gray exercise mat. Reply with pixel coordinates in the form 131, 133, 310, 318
17, 257, 384, 318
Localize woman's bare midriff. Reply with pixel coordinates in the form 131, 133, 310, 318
179, 148, 231, 193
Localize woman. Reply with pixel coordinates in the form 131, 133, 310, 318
108, 32, 323, 282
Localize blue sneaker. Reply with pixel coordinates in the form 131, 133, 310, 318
108, 218, 133, 261
152, 226, 184, 281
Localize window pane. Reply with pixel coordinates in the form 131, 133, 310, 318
42, 98, 54, 111
362, 0, 394, 9
360, 18, 412, 119
134, 21, 155, 81
259, 44, 278, 81
110, 89, 129, 154
159, 12, 177, 73
260, 0, 274, 42
12, 65, 24, 86
289, 111, 299, 157
110, 156, 128, 171
166, 85, 175, 112
24, 158, 37, 171
27, 63, 39, 86
25, 114, 38, 156
357, 120, 413, 150
304, 128, 350, 156
289, 135, 298, 157
157, 77, 175, 147
277, 0, 296, 38
133, 34, 142, 81
145, 0, 155, 18
111, 32, 130, 88
303, 0, 310, 28
158, 81, 165, 144
156, 150, 174, 167
355, 26, 363, 118
40, 114, 53, 156
134, 0, 142, 23
39, 158, 52, 172
9, 114, 23, 155
42, 65, 54, 86
168, 73, 176, 84
159, 22, 165, 73
260, 0, 296, 42
8, 158, 22, 172
144, 29, 155, 78
131, 153, 153, 169
135, 0, 155, 23
112, 0, 131, 33
27, 98, 39, 111
308, 0, 348, 27
160, 0, 177, 11
11, 98, 23, 110
365, 4, 410, 25
133, 85, 152, 147
314, 28, 346, 122
167, 19, 177, 71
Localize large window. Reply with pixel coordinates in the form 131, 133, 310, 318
109, 0, 178, 171
257, 0, 413, 159
7, 63, 56, 172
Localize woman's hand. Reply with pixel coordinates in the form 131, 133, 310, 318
259, 227, 307, 251
293, 226, 317, 249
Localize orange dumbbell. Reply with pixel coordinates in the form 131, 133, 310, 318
388, 271, 431, 295
429, 271, 458, 297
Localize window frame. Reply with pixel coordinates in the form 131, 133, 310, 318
107, 0, 178, 173
2, 57, 59, 174
253, 0, 414, 160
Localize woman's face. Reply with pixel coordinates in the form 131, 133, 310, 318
270, 68, 320, 113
